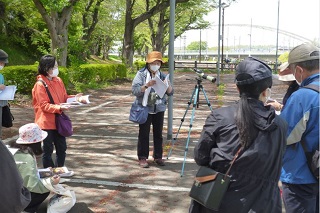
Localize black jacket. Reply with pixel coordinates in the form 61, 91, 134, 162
189, 99, 288, 213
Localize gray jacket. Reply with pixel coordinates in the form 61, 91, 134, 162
0, 142, 31, 212
132, 67, 174, 113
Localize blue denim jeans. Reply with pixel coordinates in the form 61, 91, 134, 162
42, 130, 67, 168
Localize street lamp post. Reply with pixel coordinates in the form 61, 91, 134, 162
217, 1, 230, 85
248, 18, 252, 56
199, 29, 202, 62
275, 0, 280, 71
221, 4, 229, 72
217, 0, 222, 86
182, 35, 186, 59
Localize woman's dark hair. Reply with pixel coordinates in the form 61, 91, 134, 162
235, 75, 272, 148
9, 140, 43, 156
37, 55, 56, 76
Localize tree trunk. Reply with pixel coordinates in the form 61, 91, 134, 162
33, 0, 79, 66
123, 0, 189, 67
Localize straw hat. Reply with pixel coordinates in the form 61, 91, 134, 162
146, 51, 164, 63
16, 123, 48, 144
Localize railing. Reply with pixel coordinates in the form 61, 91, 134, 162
172, 61, 278, 72
173, 61, 236, 71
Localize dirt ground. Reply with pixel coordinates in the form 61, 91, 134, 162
3, 71, 287, 213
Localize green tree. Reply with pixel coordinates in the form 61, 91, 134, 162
151, 0, 211, 53
0, 0, 48, 61
123, 0, 189, 67
187, 41, 208, 50
33, 0, 80, 66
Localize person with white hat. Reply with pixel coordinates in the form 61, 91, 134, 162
0, 49, 9, 140
9, 123, 60, 213
279, 43, 319, 213
267, 61, 299, 111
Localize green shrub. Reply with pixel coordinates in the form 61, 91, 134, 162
2, 63, 128, 95
2, 65, 38, 94
2, 65, 70, 95
133, 60, 146, 71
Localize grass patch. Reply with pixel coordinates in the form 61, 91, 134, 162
217, 83, 225, 107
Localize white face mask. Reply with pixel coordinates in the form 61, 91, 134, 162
265, 88, 272, 102
0, 65, 3, 70
293, 67, 302, 86
260, 87, 272, 103
49, 68, 59, 77
150, 65, 160, 72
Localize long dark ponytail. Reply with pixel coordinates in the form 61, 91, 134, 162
235, 74, 272, 148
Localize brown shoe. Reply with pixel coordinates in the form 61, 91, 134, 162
139, 158, 149, 168
154, 159, 165, 166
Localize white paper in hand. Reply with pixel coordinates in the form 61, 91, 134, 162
152, 75, 168, 98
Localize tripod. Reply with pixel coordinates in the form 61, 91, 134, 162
167, 77, 213, 176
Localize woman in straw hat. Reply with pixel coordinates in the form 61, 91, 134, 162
131, 51, 174, 168
9, 123, 60, 213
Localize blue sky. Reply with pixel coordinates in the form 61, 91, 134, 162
178, 0, 320, 48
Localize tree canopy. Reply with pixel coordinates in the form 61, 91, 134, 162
0, 0, 214, 67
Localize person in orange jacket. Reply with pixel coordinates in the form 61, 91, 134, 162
32, 55, 87, 168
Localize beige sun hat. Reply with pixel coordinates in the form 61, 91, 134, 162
288, 43, 319, 64
16, 123, 48, 144
146, 51, 164, 63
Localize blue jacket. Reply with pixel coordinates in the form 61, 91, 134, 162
0, 73, 8, 106
131, 67, 174, 113
280, 74, 319, 184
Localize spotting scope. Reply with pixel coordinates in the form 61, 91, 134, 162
193, 68, 217, 83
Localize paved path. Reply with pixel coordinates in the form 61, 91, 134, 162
3, 72, 287, 213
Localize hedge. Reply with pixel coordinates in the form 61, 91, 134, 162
2, 63, 127, 95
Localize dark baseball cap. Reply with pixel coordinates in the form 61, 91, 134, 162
288, 43, 319, 64
0, 49, 8, 63
235, 57, 272, 85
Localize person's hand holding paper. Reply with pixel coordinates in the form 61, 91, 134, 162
152, 75, 169, 98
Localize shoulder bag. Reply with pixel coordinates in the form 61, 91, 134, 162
189, 147, 242, 211
38, 80, 73, 137
2, 103, 14, 128
129, 102, 148, 124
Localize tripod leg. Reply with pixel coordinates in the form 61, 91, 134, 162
200, 85, 213, 111
180, 85, 200, 177
167, 87, 197, 159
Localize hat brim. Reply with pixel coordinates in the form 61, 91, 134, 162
279, 74, 296, 81
146, 58, 164, 63
278, 62, 289, 72
16, 131, 48, 144
279, 67, 293, 76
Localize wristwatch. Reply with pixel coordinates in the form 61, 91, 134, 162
144, 85, 148, 89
